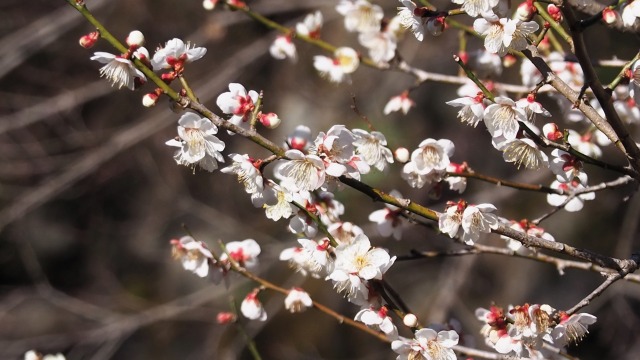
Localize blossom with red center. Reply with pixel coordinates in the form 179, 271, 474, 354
216, 83, 259, 132
220, 239, 261, 269
151, 38, 206, 72
240, 289, 267, 321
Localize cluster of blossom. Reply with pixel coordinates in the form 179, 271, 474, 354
476, 304, 597, 358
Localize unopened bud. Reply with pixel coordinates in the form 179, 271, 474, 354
516, 1, 536, 22
126, 30, 145, 47
538, 36, 550, 52
216, 311, 237, 324
142, 93, 159, 107
394, 147, 410, 163
543, 123, 563, 141
547, 4, 562, 22
602, 8, 618, 24
403, 313, 418, 327
503, 54, 517, 68
79, 31, 99, 49
259, 112, 281, 129
202, 0, 218, 10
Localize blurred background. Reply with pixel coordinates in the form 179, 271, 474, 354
1, 0, 640, 359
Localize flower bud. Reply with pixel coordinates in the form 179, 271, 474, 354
602, 8, 618, 24
259, 112, 281, 129
126, 30, 145, 47
202, 0, 218, 10
543, 123, 563, 141
547, 4, 563, 22
516, 1, 536, 22
142, 93, 159, 107
426, 16, 446, 36
403, 313, 418, 327
79, 31, 99, 49
503, 54, 517, 68
216, 311, 236, 324
394, 147, 410, 163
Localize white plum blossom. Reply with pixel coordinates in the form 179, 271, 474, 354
170, 236, 213, 278
24, 351, 66, 360
439, 200, 466, 238
461, 203, 499, 244
446, 93, 486, 127
216, 83, 259, 132
328, 222, 364, 245
629, 60, 640, 105
221, 153, 263, 194
278, 149, 326, 192
445, 162, 468, 193
287, 125, 313, 151
520, 59, 543, 87
547, 180, 595, 212
484, 96, 528, 140
151, 38, 206, 70
497, 137, 549, 170
474, 15, 538, 56
355, 306, 399, 339
90, 51, 147, 90
369, 190, 405, 240
567, 130, 602, 158
500, 220, 555, 254
279, 238, 332, 278
328, 234, 395, 300
313, 47, 360, 83
220, 239, 261, 269
391, 328, 459, 360
296, 11, 323, 38
401, 160, 443, 189
452, 0, 499, 18
353, 129, 394, 171
259, 184, 295, 221
313, 125, 357, 176
397, 0, 426, 41
410, 138, 455, 175
516, 93, 551, 120
550, 149, 587, 184
284, 288, 313, 313
241, 289, 267, 321
336, 0, 384, 33
551, 312, 597, 347
384, 91, 415, 115
358, 30, 397, 64
622, 0, 640, 27
165, 112, 225, 172
269, 35, 297, 62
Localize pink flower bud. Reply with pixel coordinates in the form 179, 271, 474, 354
79, 31, 99, 49
547, 4, 563, 22
503, 54, 517, 68
142, 93, 159, 107
602, 8, 618, 24
259, 112, 281, 129
543, 123, 563, 141
126, 30, 145, 47
216, 311, 236, 324
394, 147, 410, 163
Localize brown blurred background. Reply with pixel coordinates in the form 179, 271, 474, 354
1, 0, 640, 359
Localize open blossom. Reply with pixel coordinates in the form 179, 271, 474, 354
439, 200, 465, 238
359, 30, 397, 64
474, 15, 538, 56
216, 83, 259, 131
90, 50, 147, 90
516, 93, 551, 120
278, 149, 325, 192
369, 190, 404, 240
551, 312, 597, 347
353, 129, 394, 171
313, 125, 357, 175
397, 0, 426, 41
484, 96, 528, 140
391, 328, 459, 360
296, 11, 323, 38
241, 289, 267, 321
221, 153, 263, 194
171, 236, 213, 278
566, 130, 602, 158
622, 0, 640, 27
452, 0, 499, 18
500, 219, 555, 254
165, 112, 225, 172
284, 288, 313, 313
220, 239, 261, 268
461, 203, 499, 244
547, 180, 595, 212
336, 0, 384, 33
328, 234, 395, 300
151, 38, 206, 71
550, 149, 587, 184
279, 238, 332, 278
328, 222, 364, 245
313, 47, 360, 83
384, 91, 415, 115
355, 306, 398, 339
446, 92, 485, 127
401, 160, 444, 189
269, 35, 297, 62
411, 138, 455, 175
497, 137, 549, 170
24, 351, 66, 360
